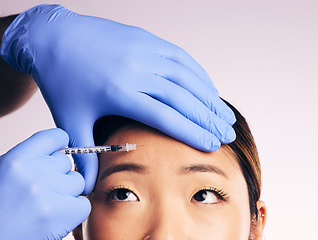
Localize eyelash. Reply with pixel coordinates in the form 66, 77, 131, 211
197, 186, 230, 202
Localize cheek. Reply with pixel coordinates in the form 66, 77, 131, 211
186, 203, 251, 240
219, 203, 251, 239
82, 197, 149, 240
82, 200, 251, 240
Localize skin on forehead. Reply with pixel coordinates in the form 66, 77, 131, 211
83, 123, 252, 240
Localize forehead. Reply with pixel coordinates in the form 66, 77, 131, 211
97, 123, 242, 179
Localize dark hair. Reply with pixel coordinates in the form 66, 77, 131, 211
93, 99, 261, 222
222, 99, 261, 222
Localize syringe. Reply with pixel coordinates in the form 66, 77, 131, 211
60, 143, 137, 155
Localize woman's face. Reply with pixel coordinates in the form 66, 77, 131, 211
81, 124, 253, 239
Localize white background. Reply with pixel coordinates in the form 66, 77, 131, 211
1, 0, 317, 239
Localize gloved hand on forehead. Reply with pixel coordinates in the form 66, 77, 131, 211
0, 4, 236, 195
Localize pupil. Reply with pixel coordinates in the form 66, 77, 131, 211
194, 190, 207, 201
117, 189, 129, 200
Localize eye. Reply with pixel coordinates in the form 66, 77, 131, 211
106, 188, 139, 202
192, 190, 219, 204
191, 187, 229, 204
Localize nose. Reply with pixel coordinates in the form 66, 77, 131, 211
144, 200, 188, 240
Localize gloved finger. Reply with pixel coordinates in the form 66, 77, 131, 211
53, 171, 86, 197
50, 194, 91, 236
123, 93, 221, 152
141, 75, 235, 144
156, 41, 215, 89
47, 151, 73, 174
74, 195, 91, 222
67, 122, 98, 195
12, 128, 69, 156
70, 196, 91, 227
146, 56, 236, 125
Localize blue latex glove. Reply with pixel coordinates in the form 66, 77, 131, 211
0, 4, 236, 195
0, 128, 91, 240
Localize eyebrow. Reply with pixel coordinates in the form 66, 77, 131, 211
100, 163, 228, 181
179, 164, 228, 179
100, 163, 147, 180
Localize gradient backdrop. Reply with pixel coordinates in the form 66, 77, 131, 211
1, 0, 317, 239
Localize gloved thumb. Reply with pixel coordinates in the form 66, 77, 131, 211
9, 128, 69, 156
67, 122, 98, 196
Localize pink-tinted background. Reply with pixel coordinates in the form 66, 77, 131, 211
1, 0, 317, 239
